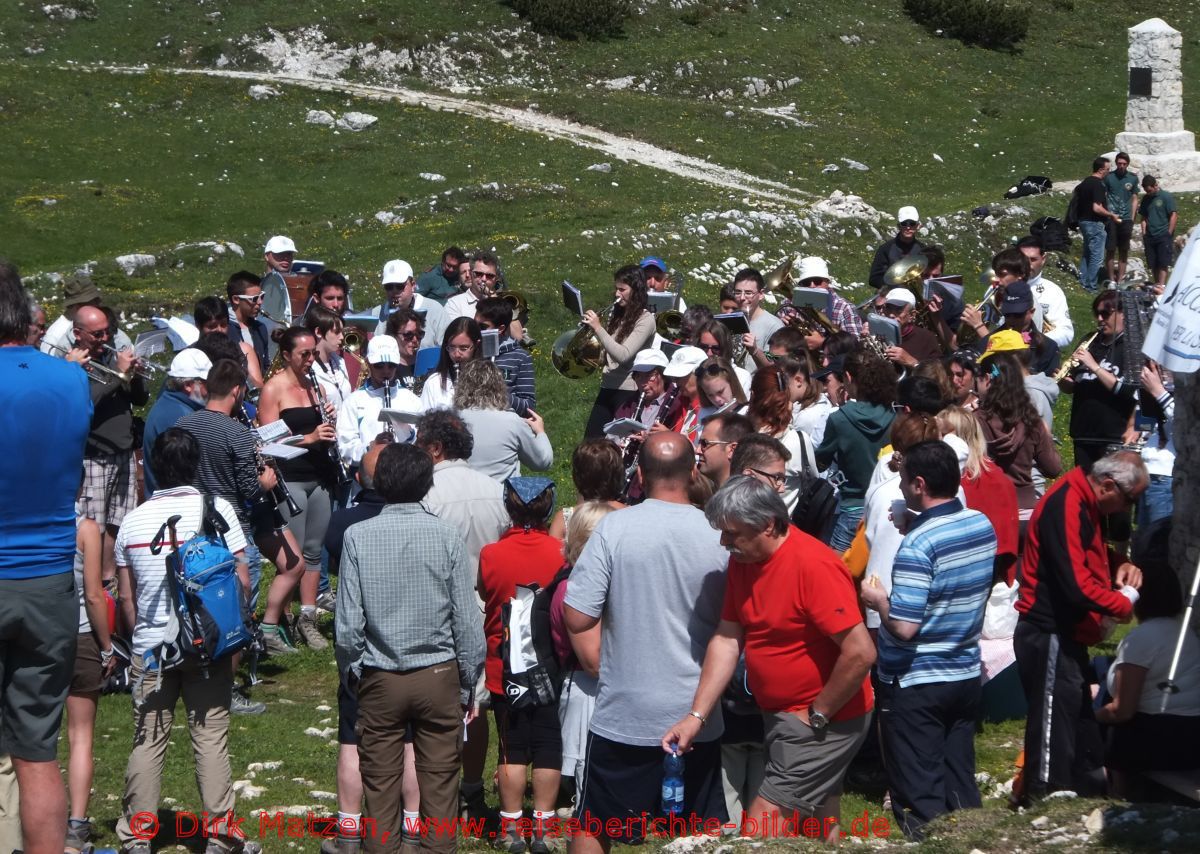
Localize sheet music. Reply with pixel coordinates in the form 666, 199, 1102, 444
133, 329, 170, 359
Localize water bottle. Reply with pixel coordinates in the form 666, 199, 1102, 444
661, 746, 685, 816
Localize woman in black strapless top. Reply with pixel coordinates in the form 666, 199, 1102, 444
257, 327, 339, 651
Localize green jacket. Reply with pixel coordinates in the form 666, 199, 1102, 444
814, 401, 895, 503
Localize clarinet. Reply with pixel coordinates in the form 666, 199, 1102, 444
308, 368, 352, 486
619, 392, 648, 473
621, 385, 680, 500
381, 379, 395, 437
237, 403, 301, 524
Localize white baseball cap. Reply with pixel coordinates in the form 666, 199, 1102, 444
366, 335, 401, 365
795, 256, 831, 283
264, 235, 296, 255
168, 349, 212, 380
883, 288, 917, 308
897, 206, 920, 224
382, 259, 414, 285
663, 346, 707, 378
631, 348, 669, 372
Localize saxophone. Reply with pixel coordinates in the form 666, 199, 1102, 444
1053, 330, 1101, 382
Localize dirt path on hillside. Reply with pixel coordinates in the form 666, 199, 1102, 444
79, 63, 813, 207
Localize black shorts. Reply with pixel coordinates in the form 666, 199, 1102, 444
0, 572, 78, 761
1145, 233, 1174, 271
491, 692, 562, 769
577, 733, 728, 842
1105, 219, 1134, 253
338, 675, 413, 746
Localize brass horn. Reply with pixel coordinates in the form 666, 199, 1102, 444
500, 289, 529, 317
883, 254, 926, 291
551, 302, 615, 380
655, 309, 684, 340
763, 256, 796, 293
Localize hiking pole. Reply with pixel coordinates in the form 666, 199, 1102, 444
1158, 551, 1200, 713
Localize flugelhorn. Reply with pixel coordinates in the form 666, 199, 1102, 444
102, 343, 162, 380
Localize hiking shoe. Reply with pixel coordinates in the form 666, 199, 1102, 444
321, 837, 362, 854
261, 624, 297, 656
65, 818, 93, 851
205, 842, 262, 854
297, 611, 328, 650
493, 825, 527, 854
316, 590, 337, 614
230, 690, 266, 715
123, 844, 152, 854
529, 836, 557, 854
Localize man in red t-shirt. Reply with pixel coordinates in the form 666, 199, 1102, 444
662, 477, 875, 837
478, 477, 565, 854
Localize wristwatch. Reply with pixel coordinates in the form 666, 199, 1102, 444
808, 707, 829, 731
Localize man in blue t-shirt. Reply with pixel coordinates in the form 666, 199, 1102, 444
0, 263, 92, 854
860, 440, 996, 840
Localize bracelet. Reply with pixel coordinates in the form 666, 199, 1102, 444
100, 647, 114, 662
688, 710, 707, 725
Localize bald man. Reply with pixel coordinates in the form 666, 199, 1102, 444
564, 431, 731, 850
70, 304, 150, 589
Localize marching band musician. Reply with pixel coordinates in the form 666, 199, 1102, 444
640, 255, 687, 311
194, 295, 264, 391
582, 265, 657, 438
444, 249, 500, 324
731, 268, 782, 373
305, 307, 354, 413
791, 256, 865, 345
61, 305, 150, 591
474, 296, 536, 416
869, 205, 926, 290
961, 249, 1060, 376
419, 317, 482, 411
382, 307, 426, 391
369, 259, 447, 350
258, 327, 341, 652
1016, 236, 1075, 351
660, 346, 707, 446
608, 348, 685, 500
225, 271, 271, 378
41, 272, 134, 357
879, 288, 943, 368
336, 335, 422, 470
260, 234, 297, 327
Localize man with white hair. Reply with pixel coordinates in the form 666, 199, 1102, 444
369, 259, 447, 349
1014, 450, 1148, 801
869, 206, 926, 290
261, 234, 297, 325
141, 349, 212, 495
878, 288, 942, 368
662, 475, 875, 838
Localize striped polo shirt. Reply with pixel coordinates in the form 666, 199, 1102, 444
877, 499, 996, 687
114, 486, 246, 655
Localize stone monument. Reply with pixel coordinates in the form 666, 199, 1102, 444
1113, 18, 1200, 191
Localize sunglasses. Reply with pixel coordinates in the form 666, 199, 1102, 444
695, 364, 729, 378
900, 220, 919, 228
472, 270, 498, 280
697, 438, 731, 451
293, 349, 317, 358
234, 293, 265, 302
384, 282, 411, 291
1095, 308, 1115, 319
399, 331, 422, 340
698, 343, 722, 353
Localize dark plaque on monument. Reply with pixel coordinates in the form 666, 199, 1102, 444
1130, 67, 1152, 98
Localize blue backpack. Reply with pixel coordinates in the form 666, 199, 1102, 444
149, 495, 253, 675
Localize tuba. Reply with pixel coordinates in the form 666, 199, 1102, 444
656, 309, 684, 340
762, 256, 795, 293
551, 302, 616, 379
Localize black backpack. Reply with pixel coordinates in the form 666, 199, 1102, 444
789, 435, 839, 541
1031, 216, 1072, 252
1004, 175, 1052, 199
1065, 184, 1083, 230
499, 565, 571, 709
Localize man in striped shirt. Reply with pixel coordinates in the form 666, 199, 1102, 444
475, 297, 535, 416
860, 440, 996, 840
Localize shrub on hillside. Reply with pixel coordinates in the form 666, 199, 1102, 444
904, 0, 1031, 50
505, 0, 632, 40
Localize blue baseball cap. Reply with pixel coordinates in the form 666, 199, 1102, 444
639, 256, 667, 273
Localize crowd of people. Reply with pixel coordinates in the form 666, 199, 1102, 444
0, 154, 1194, 854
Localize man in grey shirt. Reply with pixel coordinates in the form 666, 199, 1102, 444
565, 433, 730, 850
732, 268, 783, 373
335, 443, 484, 854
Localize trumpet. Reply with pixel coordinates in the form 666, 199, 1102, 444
1054, 330, 1101, 382
44, 342, 132, 383
102, 343, 162, 380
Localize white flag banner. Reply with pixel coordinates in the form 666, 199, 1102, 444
1143, 228, 1200, 374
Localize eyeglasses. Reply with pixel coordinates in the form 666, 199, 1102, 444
447, 344, 474, 353
1095, 308, 1115, 319
234, 293, 265, 303
697, 438, 731, 451
384, 282, 411, 291
732, 290, 759, 299
747, 467, 786, 487
78, 326, 111, 338
1106, 477, 1137, 505
698, 343, 722, 353
472, 270, 498, 281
